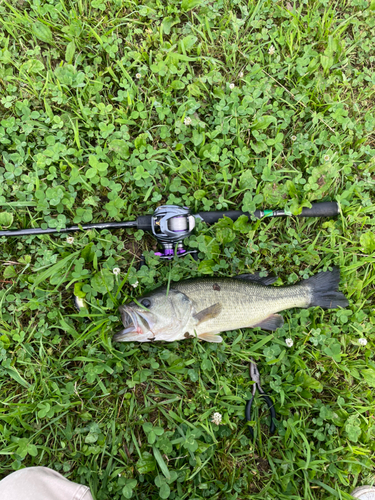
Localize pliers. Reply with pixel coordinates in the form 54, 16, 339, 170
245, 360, 277, 438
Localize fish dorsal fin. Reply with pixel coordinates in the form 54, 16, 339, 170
234, 272, 277, 285
198, 332, 223, 343
251, 314, 284, 331
193, 303, 222, 325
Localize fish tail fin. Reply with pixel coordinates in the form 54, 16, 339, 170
302, 267, 348, 309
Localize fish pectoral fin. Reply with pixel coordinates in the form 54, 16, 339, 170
193, 303, 222, 325
234, 272, 278, 285
251, 314, 284, 331
198, 332, 223, 343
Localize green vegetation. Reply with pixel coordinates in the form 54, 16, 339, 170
0, 0, 374, 498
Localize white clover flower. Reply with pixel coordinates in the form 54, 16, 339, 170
358, 338, 367, 346
229, 83, 235, 90
135, 73, 141, 79
268, 45, 275, 55
211, 412, 222, 425
324, 155, 330, 161
238, 71, 244, 78
291, 135, 297, 141
113, 267, 121, 276
131, 280, 139, 288
184, 116, 192, 126
66, 236, 74, 244
285, 338, 294, 347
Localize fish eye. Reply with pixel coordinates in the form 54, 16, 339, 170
141, 299, 151, 308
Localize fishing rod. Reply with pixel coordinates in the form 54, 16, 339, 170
0, 202, 339, 260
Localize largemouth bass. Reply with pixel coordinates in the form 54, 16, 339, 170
114, 267, 348, 343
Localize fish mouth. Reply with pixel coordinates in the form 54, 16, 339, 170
114, 305, 152, 342
120, 305, 137, 328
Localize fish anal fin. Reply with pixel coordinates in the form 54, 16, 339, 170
193, 303, 222, 325
235, 272, 277, 285
251, 314, 284, 331
198, 332, 223, 343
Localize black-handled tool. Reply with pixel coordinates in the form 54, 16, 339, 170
0, 202, 339, 260
245, 360, 277, 439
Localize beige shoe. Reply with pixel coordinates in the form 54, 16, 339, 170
351, 486, 375, 499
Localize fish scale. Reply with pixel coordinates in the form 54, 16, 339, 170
171, 278, 311, 336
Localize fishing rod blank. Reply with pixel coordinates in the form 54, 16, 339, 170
0, 220, 138, 237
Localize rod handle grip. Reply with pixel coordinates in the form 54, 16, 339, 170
297, 202, 339, 218
197, 202, 339, 224
197, 211, 255, 224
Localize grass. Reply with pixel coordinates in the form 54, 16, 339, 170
0, 0, 375, 498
